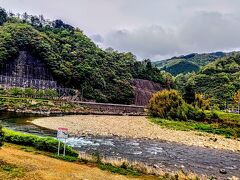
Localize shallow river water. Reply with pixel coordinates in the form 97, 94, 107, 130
1, 112, 240, 178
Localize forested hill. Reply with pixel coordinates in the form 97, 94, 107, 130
0, 7, 170, 104
190, 53, 240, 108
153, 52, 230, 76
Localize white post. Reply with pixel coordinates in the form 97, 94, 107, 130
63, 139, 66, 156
57, 140, 60, 156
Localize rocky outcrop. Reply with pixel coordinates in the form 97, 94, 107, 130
0, 51, 57, 89
133, 79, 163, 106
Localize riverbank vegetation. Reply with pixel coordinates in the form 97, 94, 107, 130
2, 128, 78, 157
148, 90, 240, 138
0, 87, 58, 99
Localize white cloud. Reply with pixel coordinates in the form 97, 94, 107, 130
2, 0, 240, 60
104, 11, 240, 60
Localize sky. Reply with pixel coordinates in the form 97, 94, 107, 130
1, 0, 240, 60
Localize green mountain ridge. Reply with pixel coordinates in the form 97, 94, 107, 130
153, 52, 233, 76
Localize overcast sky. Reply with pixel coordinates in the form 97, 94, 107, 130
1, 0, 240, 60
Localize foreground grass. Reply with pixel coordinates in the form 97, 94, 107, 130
150, 111, 240, 139
1, 143, 144, 180
1, 143, 203, 179
0, 159, 24, 179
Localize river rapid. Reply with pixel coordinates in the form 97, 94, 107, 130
1, 112, 239, 178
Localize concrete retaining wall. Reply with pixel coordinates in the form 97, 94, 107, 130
74, 101, 146, 115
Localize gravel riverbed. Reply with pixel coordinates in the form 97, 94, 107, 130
32, 115, 240, 152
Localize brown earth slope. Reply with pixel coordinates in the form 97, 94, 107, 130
133, 79, 163, 106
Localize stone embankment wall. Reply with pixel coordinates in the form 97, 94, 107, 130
74, 101, 146, 115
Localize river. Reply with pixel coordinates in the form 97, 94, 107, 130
0, 112, 239, 178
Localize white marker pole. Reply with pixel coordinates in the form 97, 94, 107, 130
63, 139, 66, 156
58, 140, 60, 156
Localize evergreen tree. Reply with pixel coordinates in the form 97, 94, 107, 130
0, 7, 7, 25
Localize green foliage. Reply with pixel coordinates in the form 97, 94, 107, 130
192, 53, 240, 108
154, 52, 227, 76
148, 89, 185, 118
131, 59, 170, 85
193, 94, 210, 110
0, 160, 24, 178
162, 60, 200, 76
0, 21, 152, 104
50, 154, 78, 162
0, 7, 7, 25
183, 83, 195, 104
1, 87, 58, 99
98, 163, 141, 176
148, 89, 211, 122
150, 117, 240, 138
9, 87, 24, 96
0, 7, 172, 104
3, 128, 78, 157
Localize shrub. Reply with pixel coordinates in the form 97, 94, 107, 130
148, 89, 185, 118
3, 129, 78, 157
148, 89, 208, 121
186, 104, 206, 121
167, 103, 188, 121
9, 87, 23, 97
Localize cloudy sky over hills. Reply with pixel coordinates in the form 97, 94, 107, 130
1, 0, 240, 60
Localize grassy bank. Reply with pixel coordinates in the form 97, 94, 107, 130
3, 128, 78, 157
150, 111, 240, 139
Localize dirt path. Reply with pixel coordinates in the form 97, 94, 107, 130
0, 145, 145, 180
33, 115, 240, 152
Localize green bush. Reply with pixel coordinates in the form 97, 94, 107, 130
187, 105, 206, 122
3, 129, 78, 157
148, 89, 208, 121
148, 89, 185, 118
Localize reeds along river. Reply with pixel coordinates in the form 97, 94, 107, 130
1, 111, 240, 178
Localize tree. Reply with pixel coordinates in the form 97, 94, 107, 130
0, 7, 7, 25
193, 93, 210, 110
22, 12, 29, 22
183, 83, 195, 104
30, 16, 42, 27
